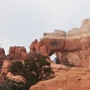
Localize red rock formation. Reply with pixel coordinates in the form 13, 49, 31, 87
1, 60, 12, 75
0, 48, 5, 60
30, 30, 66, 56
9, 46, 28, 60
30, 19, 90, 68
0, 48, 5, 55
1, 18, 90, 90
30, 39, 38, 53
0, 48, 6, 62
30, 65, 90, 90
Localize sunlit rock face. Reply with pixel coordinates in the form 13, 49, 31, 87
1, 60, 12, 75
9, 46, 28, 60
30, 19, 90, 68
6, 72, 26, 84
29, 66, 90, 90
30, 39, 38, 53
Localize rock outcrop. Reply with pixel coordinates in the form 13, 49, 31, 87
0, 48, 6, 61
1, 60, 26, 83
0, 46, 28, 61
0, 48, 5, 55
1, 60, 12, 75
30, 18, 90, 68
9, 46, 28, 60
0, 48, 6, 68
6, 72, 26, 83
30, 65, 90, 90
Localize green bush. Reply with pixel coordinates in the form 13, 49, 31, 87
8, 53, 54, 90
0, 80, 24, 90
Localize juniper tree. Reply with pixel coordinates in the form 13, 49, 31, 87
8, 53, 54, 90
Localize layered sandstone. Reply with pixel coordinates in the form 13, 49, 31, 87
30, 18, 90, 68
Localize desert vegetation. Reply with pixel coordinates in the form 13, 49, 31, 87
0, 54, 54, 90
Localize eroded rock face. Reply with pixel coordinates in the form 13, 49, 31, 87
30, 18, 90, 68
9, 46, 28, 60
0, 48, 6, 68
1, 60, 26, 83
0, 48, 6, 61
30, 39, 38, 53
30, 30, 66, 56
6, 72, 26, 83
1, 60, 12, 75
30, 66, 90, 90
0, 48, 5, 55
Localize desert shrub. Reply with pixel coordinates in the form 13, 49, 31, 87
0, 80, 24, 90
9, 53, 54, 90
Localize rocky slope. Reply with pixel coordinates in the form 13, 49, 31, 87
30, 64, 90, 90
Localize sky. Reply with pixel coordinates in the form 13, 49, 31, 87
0, 0, 90, 54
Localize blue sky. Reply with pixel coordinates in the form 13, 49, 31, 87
0, 0, 90, 54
